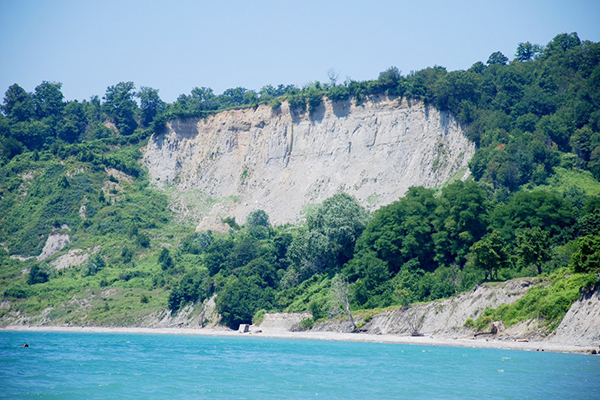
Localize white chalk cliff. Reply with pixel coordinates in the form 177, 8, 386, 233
144, 96, 475, 226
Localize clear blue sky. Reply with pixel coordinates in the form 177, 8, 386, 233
1, 0, 599, 103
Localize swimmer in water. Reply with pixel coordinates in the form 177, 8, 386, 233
22, 344, 29, 348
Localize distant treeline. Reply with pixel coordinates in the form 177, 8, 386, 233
2, 32, 599, 193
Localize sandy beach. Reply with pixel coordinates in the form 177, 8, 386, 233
2, 325, 597, 355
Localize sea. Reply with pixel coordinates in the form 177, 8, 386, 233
0, 331, 599, 399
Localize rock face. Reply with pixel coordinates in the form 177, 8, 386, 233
313, 278, 539, 337
144, 96, 475, 225
256, 312, 312, 332
552, 284, 600, 346
37, 231, 70, 261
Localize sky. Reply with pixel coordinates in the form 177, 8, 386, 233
1, 0, 599, 103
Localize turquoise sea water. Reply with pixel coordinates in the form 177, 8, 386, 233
0, 331, 599, 399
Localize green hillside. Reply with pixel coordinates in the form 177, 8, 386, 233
1, 33, 599, 331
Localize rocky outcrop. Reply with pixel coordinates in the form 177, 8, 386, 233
552, 284, 600, 346
37, 230, 70, 261
256, 312, 311, 332
144, 96, 475, 226
50, 249, 90, 270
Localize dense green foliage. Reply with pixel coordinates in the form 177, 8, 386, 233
1, 32, 599, 330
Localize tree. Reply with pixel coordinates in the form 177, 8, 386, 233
137, 86, 165, 127
433, 70, 479, 115
27, 264, 49, 285
83, 254, 106, 276
327, 68, 340, 87
291, 193, 369, 273
515, 42, 543, 62
354, 186, 438, 273
487, 51, 509, 66
247, 209, 271, 239
158, 248, 174, 270
570, 235, 600, 274
181, 231, 214, 254
433, 180, 489, 266
329, 274, 357, 331
491, 190, 575, 239
247, 209, 270, 228
544, 32, 580, 56
1, 84, 34, 122
33, 81, 64, 119
219, 87, 249, 108
58, 101, 87, 143
516, 227, 551, 275
377, 66, 402, 94
102, 82, 138, 135
469, 231, 508, 280
216, 277, 274, 329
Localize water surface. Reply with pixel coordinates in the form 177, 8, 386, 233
1, 331, 598, 399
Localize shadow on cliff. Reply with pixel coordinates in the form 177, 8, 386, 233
332, 99, 352, 118
170, 118, 200, 139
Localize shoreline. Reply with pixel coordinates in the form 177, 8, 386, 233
2, 325, 597, 355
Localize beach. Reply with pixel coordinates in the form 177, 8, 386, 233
3, 325, 597, 354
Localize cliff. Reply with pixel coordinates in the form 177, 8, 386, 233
144, 96, 475, 226
307, 278, 539, 338
257, 278, 600, 350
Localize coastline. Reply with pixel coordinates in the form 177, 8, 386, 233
2, 325, 597, 355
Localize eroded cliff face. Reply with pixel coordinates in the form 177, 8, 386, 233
144, 96, 475, 226
551, 284, 600, 346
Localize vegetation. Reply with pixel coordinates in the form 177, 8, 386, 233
0, 32, 599, 332
473, 270, 597, 331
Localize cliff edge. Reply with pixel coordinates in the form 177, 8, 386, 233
144, 96, 475, 225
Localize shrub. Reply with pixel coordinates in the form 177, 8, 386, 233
570, 235, 600, 273
27, 264, 49, 285
288, 95, 306, 112
268, 98, 282, 110
298, 317, 314, 331
82, 254, 106, 277
4, 285, 31, 299
137, 233, 150, 248
252, 309, 267, 325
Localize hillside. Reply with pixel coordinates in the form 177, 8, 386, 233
0, 33, 599, 347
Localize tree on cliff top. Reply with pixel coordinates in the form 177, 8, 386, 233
102, 82, 138, 135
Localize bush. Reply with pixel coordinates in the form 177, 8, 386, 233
570, 235, 600, 273
308, 297, 327, 320
137, 233, 150, 248
268, 98, 282, 110
27, 264, 49, 285
82, 254, 106, 277
252, 309, 267, 325
288, 95, 306, 112
4, 285, 31, 299
297, 317, 314, 331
